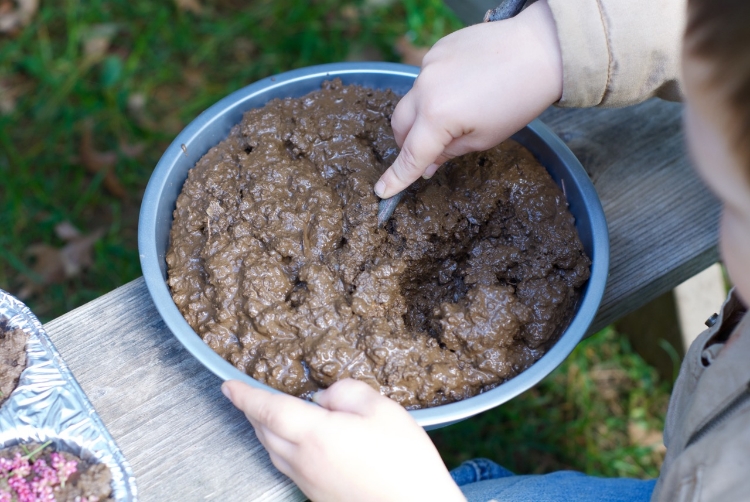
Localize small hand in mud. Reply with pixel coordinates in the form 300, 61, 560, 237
374, 0, 562, 199
222, 378, 466, 502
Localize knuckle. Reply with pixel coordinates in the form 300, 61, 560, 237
306, 430, 327, 452
294, 446, 321, 482
391, 100, 407, 122
421, 49, 438, 67
258, 401, 282, 430
395, 148, 422, 177
391, 116, 407, 137
438, 150, 457, 163
336, 378, 361, 392
421, 38, 450, 66
417, 62, 439, 80
421, 98, 446, 123
325, 380, 352, 403
268, 452, 291, 476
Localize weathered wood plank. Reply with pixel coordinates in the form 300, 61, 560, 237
43, 278, 304, 502
539, 100, 720, 332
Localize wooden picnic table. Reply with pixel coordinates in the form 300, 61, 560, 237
42, 97, 719, 501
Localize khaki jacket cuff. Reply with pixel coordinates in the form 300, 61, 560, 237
547, 0, 686, 108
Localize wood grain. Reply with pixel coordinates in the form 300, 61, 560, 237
540, 100, 720, 332
41, 99, 720, 500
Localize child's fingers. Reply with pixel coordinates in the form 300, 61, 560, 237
222, 380, 324, 443
252, 422, 297, 460
267, 450, 295, 479
428, 135, 485, 173
312, 378, 391, 417
376, 116, 452, 198
391, 93, 417, 148
422, 163, 440, 179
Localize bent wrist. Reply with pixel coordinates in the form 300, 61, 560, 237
515, 0, 563, 104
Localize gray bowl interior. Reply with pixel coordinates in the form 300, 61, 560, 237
139, 62, 609, 429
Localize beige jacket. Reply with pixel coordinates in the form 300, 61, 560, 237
547, 0, 685, 107
653, 295, 750, 501
545, 1, 750, 500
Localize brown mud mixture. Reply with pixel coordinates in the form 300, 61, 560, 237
167, 79, 591, 409
0, 443, 113, 501
0, 325, 27, 407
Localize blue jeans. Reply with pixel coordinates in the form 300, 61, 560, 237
450, 459, 657, 502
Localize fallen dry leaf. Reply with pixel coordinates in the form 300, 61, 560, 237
18, 224, 106, 299
141, 84, 190, 134
364, 0, 396, 7
80, 119, 127, 199
126, 92, 160, 131
127, 92, 146, 114
59, 229, 105, 277
54, 221, 81, 241
80, 119, 117, 170
340, 4, 359, 21
233, 37, 257, 63
590, 366, 629, 415
628, 422, 666, 454
183, 67, 204, 89
0, 79, 14, 114
160, 114, 184, 135
0, 74, 30, 115
118, 140, 145, 159
82, 23, 118, 62
20, 245, 66, 298
346, 44, 383, 63
395, 35, 430, 67
0, 0, 38, 35
174, 0, 203, 15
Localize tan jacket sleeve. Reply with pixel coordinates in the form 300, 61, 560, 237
546, 0, 686, 107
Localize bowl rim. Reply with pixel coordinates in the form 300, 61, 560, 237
138, 61, 609, 428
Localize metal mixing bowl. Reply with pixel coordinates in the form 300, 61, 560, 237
138, 62, 609, 429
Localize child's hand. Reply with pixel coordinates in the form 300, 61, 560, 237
222, 378, 466, 502
374, 0, 563, 199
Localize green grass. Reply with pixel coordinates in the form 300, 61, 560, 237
0, 0, 461, 320
430, 327, 672, 478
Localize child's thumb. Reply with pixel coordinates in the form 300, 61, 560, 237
375, 116, 451, 199
312, 378, 389, 416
